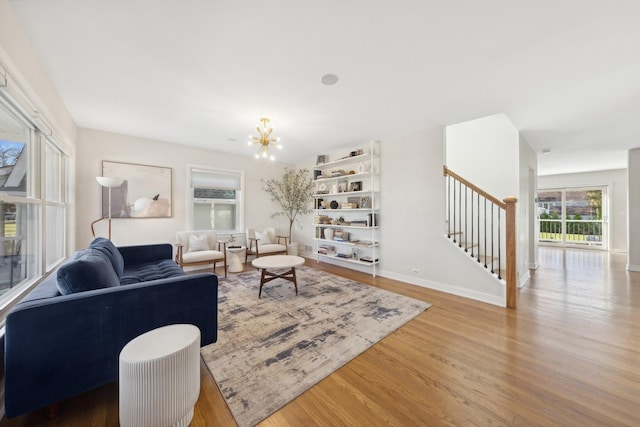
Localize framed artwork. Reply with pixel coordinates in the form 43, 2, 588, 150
337, 180, 348, 193
347, 196, 360, 208
101, 161, 172, 218
316, 155, 327, 165
351, 247, 359, 259
349, 181, 362, 192
360, 196, 371, 208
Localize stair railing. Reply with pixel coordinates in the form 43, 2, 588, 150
443, 166, 518, 308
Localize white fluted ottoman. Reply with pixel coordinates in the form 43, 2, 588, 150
119, 324, 201, 427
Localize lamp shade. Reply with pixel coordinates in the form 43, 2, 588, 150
96, 176, 124, 188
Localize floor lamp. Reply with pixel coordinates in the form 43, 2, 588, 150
91, 176, 124, 240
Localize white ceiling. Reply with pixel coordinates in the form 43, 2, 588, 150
9, 0, 640, 175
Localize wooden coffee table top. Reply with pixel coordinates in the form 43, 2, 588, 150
251, 255, 305, 270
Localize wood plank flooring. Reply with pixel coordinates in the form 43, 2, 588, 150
2, 247, 639, 426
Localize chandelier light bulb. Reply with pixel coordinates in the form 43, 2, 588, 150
248, 117, 282, 160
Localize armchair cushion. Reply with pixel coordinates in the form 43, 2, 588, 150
181, 250, 225, 264
257, 243, 287, 254
188, 234, 210, 252
177, 230, 219, 252
254, 230, 273, 244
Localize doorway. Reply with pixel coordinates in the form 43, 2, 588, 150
536, 187, 607, 249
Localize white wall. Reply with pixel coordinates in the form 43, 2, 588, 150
537, 168, 627, 253
0, 0, 76, 146
297, 128, 506, 306
0, 0, 78, 257
519, 134, 538, 281
626, 149, 640, 270
445, 113, 534, 288
75, 128, 292, 249
445, 113, 519, 199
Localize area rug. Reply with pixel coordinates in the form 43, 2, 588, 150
200, 265, 431, 427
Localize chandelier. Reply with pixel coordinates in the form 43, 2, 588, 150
248, 117, 282, 160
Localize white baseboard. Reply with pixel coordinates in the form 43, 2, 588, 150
626, 264, 640, 272
519, 270, 531, 288
377, 269, 506, 307
300, 251, 506, 307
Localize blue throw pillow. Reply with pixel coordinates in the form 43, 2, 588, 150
89, 237, 125, 278
56, 249, 120, 295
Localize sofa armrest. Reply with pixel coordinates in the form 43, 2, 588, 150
4, 272, 217, 418
118, 243, 173, 266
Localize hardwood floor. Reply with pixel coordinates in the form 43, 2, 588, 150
2, 247, 639, 426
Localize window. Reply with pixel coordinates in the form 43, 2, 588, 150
45, 140, 66, 269
0, 89, 68, 313
189, 167, 243, 232
537, 187, 606, 249
0, 99, 38, 303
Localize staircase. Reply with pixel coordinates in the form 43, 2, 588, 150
443, 166, 517, 308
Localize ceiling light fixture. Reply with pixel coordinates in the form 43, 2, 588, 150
248, 117, 282, 160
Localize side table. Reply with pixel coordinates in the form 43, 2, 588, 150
226, 246, 246, 273
119, 324, 201, 427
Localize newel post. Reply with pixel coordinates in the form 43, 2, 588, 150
504, 196, 518, 308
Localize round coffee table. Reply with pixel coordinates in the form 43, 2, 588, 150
251, 255, 305, 298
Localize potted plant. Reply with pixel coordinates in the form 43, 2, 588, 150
262, 168, 314, 255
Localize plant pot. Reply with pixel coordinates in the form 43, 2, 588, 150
287, 242, 298, 256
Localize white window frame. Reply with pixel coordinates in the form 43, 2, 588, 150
0, 82, 69, 324
186, 165, 245, 234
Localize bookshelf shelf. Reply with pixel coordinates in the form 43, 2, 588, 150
312, 140, 380, 276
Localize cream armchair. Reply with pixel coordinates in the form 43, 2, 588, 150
176, 230, 227, 277
245, 227, 287, 263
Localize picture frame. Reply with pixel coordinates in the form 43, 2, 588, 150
316, 154, 327, 165
337, 179, 348, 193
347, 196, 360, 208
359, 196, 371, 209
351, 247, 359, 259
101, 161, 172, 218
349, 181, 362, 192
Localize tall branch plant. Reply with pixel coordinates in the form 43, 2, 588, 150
262, 168, 314, 242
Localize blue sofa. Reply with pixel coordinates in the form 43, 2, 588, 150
4, 238, 218, 418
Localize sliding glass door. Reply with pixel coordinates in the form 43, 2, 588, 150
537, 187, 606, 249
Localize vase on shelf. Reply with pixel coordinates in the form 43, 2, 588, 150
324, 228, 334, 240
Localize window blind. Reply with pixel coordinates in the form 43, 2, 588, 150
190, 169, 241, 190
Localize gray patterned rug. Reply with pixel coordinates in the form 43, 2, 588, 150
200, 265, 431, 427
